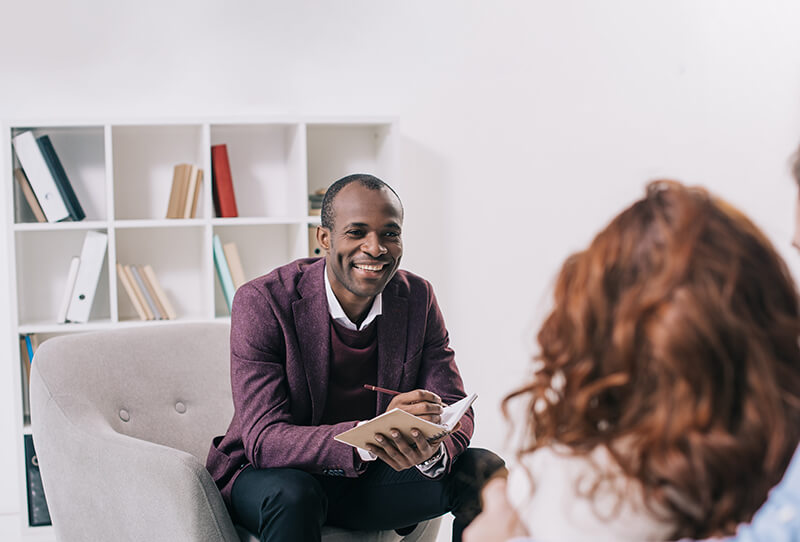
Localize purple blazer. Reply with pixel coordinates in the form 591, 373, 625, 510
206, 258, 474, 506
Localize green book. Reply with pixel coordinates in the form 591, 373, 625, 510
213, 234, 235, 312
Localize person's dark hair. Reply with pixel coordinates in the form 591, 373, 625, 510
792, 144, 800, 186
504, 180, 800, 539
320, 174, 402, 229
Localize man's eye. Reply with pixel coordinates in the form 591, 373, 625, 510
346, 230, 364, 237
384, 231, 399, 238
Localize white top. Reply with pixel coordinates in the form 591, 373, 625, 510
508, 445, 675, 542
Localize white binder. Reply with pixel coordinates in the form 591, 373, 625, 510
66, 231, 108, 323
12, 131, 70, 222
57, 256, 81, 323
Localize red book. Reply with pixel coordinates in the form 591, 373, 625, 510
211, 144, 239, 217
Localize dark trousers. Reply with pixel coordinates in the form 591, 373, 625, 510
230, 448, 505, 542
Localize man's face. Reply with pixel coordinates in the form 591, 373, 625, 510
318, 183, 403, 305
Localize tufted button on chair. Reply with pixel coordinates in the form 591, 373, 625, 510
30, 323, 440, 542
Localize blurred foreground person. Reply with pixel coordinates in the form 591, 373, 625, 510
466, 179, 800, 541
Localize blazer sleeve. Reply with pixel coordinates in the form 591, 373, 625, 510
415, 284, 474, 472
229, 283, 366, 477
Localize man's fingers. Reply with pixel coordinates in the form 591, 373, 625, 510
399, 401, 443, 423
366, 440, 405, 471
388, 429, 417, 457
409, 428, 433, 455
401, 389, 442, 405
387, 389, 443, 411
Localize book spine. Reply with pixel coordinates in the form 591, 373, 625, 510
211, 145, 239, 217
13, 168, 47, 223
129, 265, 163, 319
222, 241, 246, 290
183, 165, 199, 218
116, 263, 148, 321
24, 434, 52, 526
65, 231, 108, 323
189, 168, 203, 218
36, 135, 85, 221
136, 265, 169, 320
19, 337, 31, 422
123, 265, 154, 320
12, 131, 69, 222
213, 234, 236, 311
166, 164, 191, 219
57, 256, 81, 323
141, 265, 177, 320
24, 334, 34, 363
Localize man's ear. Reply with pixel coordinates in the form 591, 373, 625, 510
316, 226, 331, 252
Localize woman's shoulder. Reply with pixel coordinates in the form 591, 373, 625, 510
508, 445, 675, 542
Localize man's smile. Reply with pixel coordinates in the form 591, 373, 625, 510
352, 262, 389, 273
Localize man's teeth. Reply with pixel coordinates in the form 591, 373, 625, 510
355, 263, 384, 271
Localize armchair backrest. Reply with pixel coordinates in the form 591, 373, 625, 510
31, 322, 233, 464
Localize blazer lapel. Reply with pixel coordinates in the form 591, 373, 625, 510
376, 283, 408, 413
293, 261, 330, 424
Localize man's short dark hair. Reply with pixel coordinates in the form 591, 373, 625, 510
320, 174, 403, 229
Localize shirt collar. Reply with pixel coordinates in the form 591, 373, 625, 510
324, 264, 382, 331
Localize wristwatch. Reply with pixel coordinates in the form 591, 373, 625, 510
418, 444, 445, 468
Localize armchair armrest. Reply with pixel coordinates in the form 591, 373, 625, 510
32, 389, 239, 542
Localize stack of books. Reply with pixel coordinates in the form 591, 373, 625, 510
213, 235, 246, 312
57, 231, 108, 324
13, 131, 85, 223
116, 264, 177, 321
166, 164, 203, 218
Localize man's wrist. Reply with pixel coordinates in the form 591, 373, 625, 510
418, 443, 445, 468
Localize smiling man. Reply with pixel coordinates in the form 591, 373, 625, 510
206, 174, 504, 542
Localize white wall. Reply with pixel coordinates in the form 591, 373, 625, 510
2, 0, 800, 538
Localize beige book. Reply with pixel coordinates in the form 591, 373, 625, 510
223, 242, 246, 290
191, 169, 203, 217
14, 168, 46, 223
123, 264, 154, 320
136, 265, 169, 320
141, 265, 177, 320
166, 164, 192, 218
117, 263, 149, 320
183, 167, 203, 218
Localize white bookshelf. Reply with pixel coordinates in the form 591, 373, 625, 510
3, 116, 395, 538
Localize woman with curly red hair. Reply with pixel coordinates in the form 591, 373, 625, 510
469, 180, 800, 541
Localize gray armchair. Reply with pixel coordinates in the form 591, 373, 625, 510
29, 322, 440, 542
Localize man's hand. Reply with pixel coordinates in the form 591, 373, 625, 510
365, 427, 442, 471
386, 389, 443, 423
463, 477, 528, 542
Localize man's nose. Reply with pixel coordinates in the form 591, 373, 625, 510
362, 232, 387, 257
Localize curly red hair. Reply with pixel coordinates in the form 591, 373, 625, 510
505, 180, 800, 539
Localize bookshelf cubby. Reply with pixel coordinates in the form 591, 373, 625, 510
3, 116, 395, 538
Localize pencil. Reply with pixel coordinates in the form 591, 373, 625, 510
363, 384, 401, 396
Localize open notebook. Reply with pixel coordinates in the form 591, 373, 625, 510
334, 393, 477, 450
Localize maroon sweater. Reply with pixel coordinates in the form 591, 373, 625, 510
320, 319, 379, 425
